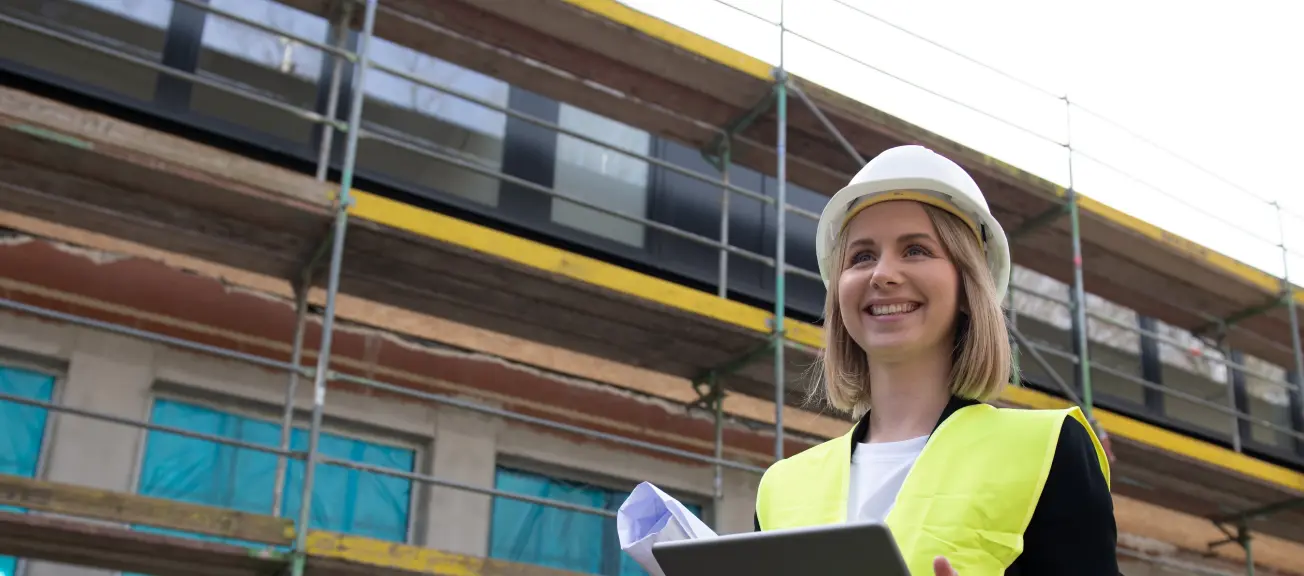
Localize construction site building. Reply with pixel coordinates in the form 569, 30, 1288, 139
0, 1, 1302, 575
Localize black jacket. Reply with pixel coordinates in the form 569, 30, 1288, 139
753, 396, 1118, 575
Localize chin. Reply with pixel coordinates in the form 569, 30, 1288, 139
865, 336, 918, 354
862, 325, 949, 354
861, 334, 922, 356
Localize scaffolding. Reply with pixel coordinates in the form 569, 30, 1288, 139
0, 0, 1302, 574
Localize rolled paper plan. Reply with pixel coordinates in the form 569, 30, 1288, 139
616, 481, 719, 576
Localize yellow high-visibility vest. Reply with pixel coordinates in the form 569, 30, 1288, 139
755, 404, 1109, 575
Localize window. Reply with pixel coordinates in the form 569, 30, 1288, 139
365, 39, 509, 140
489, 466, 702, 576
0, 0, 171, 102
1238, 355, 1295, 450
1007, 266, 1149, 402
199, 0, 327, 82
359, 39, 509, 208
137, 398, 415, 544
191, 0, 330, 148
552, 104, 651, 248
0, 365, 57, 576
68, 0, 173, 27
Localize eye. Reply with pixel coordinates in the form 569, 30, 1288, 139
849, 250, 876, 266
904, 244, 933, 258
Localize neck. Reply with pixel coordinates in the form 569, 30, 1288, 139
863, 348, 953, 443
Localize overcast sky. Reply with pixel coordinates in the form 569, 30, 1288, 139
618, 0, 1304, 282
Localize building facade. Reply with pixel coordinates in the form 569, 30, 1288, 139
1, 1, 1302, 575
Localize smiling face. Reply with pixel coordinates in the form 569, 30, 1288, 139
836, 200, 962, 362
813, 196, 1013, 416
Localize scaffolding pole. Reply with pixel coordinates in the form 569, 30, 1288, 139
709, 372, 726, 530
718, 139, 732, 298
1218, 326, 1243, 453
712, 126, 732, 521
313, 1, 352, 184
272, 285, 310, 517
789, 81, 864, 166
293, 0, 378, 565
1209, 521, 1256, 576
1276, 202, 1304, 423
1207, 485, 1304, 575
1063, 97, 1094, 420
271, 1, 354, 519
772, 0, 789, 463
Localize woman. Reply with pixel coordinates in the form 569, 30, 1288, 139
753, 145, 1116, 575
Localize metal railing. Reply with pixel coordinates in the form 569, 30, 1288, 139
694, 0, 1304, 470
0, 0, 780, 565
0, 0, 1300, 574
764, 0, 1304, 423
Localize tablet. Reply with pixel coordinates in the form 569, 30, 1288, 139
650, 521, 909, 576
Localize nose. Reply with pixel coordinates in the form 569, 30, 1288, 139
870, 254, 904, 290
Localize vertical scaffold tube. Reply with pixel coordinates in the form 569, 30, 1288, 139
314, 1, 351, 182
275, 1, 353, 519
1220, 332, 1242, 453
1243, 526, 1256, 576
295, 0, 378, 555
1065, 98, 1093, 418
711, 373, 725, 530
1277, 203, 1304, 409
272, 287, 309, 517
772, 1, 788, 463
718, 141, 731, 298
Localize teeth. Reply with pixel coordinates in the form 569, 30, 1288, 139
869, 303, 919, 316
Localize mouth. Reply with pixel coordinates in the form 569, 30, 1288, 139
864, 302, 922, 317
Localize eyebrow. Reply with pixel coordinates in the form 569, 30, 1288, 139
847, 232, 936, 249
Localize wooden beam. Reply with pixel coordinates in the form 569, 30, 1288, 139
0, 86, 334, 280
1110, 493, 1304, 571
0, 87, 332, 211
0, 511, 287, 576
0, 158, 312, 279
0, 475, 295, 545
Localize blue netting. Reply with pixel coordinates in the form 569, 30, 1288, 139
0, 366, 56, 576
489, 467, 702, 576
131, 399, 415, 562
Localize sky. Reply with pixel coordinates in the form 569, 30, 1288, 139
616, 0, 1304, 282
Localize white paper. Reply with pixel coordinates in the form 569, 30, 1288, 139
617, 481, 718, 576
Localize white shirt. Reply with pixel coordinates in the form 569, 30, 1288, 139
846, 434, 930, 523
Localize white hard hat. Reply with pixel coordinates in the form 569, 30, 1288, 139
815, 145, 1011, 301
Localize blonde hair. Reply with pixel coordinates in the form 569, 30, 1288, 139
810, 203, 1017, 418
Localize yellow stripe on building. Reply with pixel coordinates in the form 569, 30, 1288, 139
1076, 195, 1290, 297
349, 191, 775, 336
305, 532, 582, 575
558, 0, 773, 80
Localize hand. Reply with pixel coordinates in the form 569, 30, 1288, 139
933, 556, 959, 576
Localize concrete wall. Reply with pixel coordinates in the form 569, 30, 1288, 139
0, 309, 753, 576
